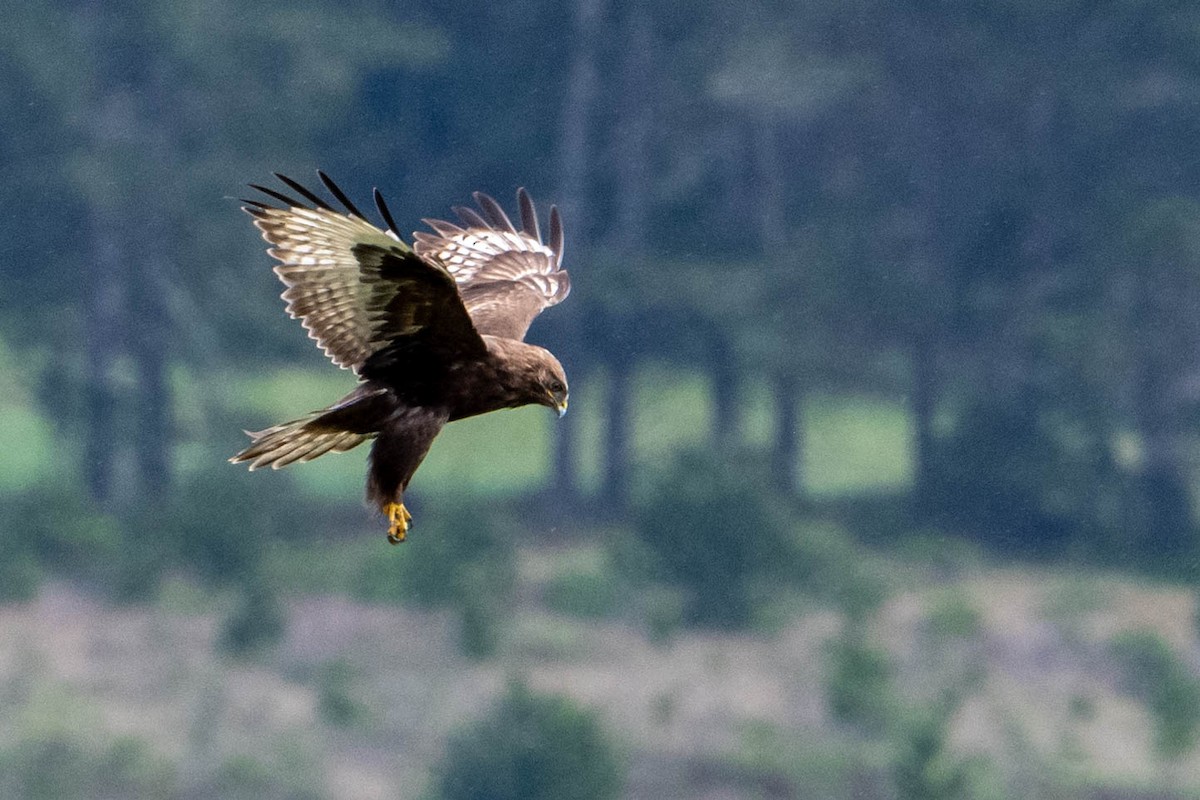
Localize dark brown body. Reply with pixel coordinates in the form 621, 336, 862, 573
303, 336, 563, 511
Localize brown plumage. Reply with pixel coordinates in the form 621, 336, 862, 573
230, 172, 570, 543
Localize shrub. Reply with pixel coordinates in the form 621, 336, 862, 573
167, 468, 288, 585
316, 659, 368, 728
892, 702, 974, 800
0, 734, 175, 800
0, 485, 122, 599
1110, 629, 1200, 758
925, 592, 982, 639
929, 400, 1079, 557
543, 566, 621, 619
218, 575, 287, 658
825, 629, 894, 735
0, 549, 40, 603
208, 753, 324, 800
436, 682, 623, 800
631, 447, 791, 629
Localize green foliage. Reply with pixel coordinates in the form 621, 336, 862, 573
930, 400, 1077, 556
1109, 629, 1200, 759
208, 753, 324, 800
457, 563, 505, 660
733, 722, 855, 799
0, 734, 175, 800
782, 521, 888, 623
925, 592, 983, 639
0, 547, 41, 603
825, 629, 894, 735
218, 576, 287, 659
315, 659, 369, 729
892, 702, 975, 800
167, 467, 318, 586
631, 447, 793, 629
543, 565, 621, 620
895, 533, 986, 581
435, 682, 622, 800
640, 585, 687, 645
0, 486, 122, 597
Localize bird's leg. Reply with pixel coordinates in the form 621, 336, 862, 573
384, 501, 412, 544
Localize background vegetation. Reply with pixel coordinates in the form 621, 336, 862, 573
3, 1, 1200, 798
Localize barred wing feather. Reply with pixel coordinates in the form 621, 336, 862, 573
413, 188, 569, 341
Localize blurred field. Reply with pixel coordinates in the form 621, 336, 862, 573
3, 552, 1199, 799
165, 364, 915, 502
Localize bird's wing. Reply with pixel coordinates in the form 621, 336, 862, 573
413, 188, 570, 341
245, 173, 486, 373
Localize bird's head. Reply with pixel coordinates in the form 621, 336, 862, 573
530, 352, 571, 422
500, 340, 570, 417
537, 357, 570, 418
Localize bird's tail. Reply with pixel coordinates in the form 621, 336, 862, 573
230, 412, 373, 470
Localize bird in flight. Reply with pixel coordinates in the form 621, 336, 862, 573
230, 172, 570, 543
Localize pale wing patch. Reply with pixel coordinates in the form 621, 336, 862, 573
249, 205, 406, 371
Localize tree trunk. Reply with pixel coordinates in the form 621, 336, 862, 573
755, 115, 802, 496
130, 267, 172, 498
129, 66, 177, 500
710, 329, 738, 452
1130, 323, 1192, 559
613, 2, 652, 256
911, 329, 937, 522
601, 357, 633, 513
755, 118, 787, 258
83, 204, 123, 505
550, 0, 607, 506
598, 1, 653, 516
770, 371, 801, 494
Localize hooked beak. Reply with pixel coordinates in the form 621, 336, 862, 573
548, 391, 569, 418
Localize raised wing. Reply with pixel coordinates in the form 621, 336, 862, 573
413, 188, 570, 341
244, 173, 485, 374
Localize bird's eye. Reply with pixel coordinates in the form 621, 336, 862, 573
548, 380, 565, 393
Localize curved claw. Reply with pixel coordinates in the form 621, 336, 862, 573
384, 502, 412, 544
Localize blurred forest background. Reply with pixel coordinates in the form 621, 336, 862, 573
4, 1, 1200, 798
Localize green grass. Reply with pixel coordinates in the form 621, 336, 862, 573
0, 341, 63, 490
0, 405, 59, 490
804, 395, 913, 495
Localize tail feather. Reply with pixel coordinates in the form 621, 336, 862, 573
230, 413, 372, 470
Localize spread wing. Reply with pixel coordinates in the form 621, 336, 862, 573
244, 172, 485, 374
413, 189, 570, 341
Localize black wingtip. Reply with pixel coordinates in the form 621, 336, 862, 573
249, 183, 304, 208
274, 172, 333, 211
374, 187, 401, 237
317, 170, 366, 221
548, 204, 564, 264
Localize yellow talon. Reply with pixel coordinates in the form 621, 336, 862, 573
384, 502, 412, 544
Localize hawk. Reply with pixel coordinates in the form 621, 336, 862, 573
230, 172, 570, 543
